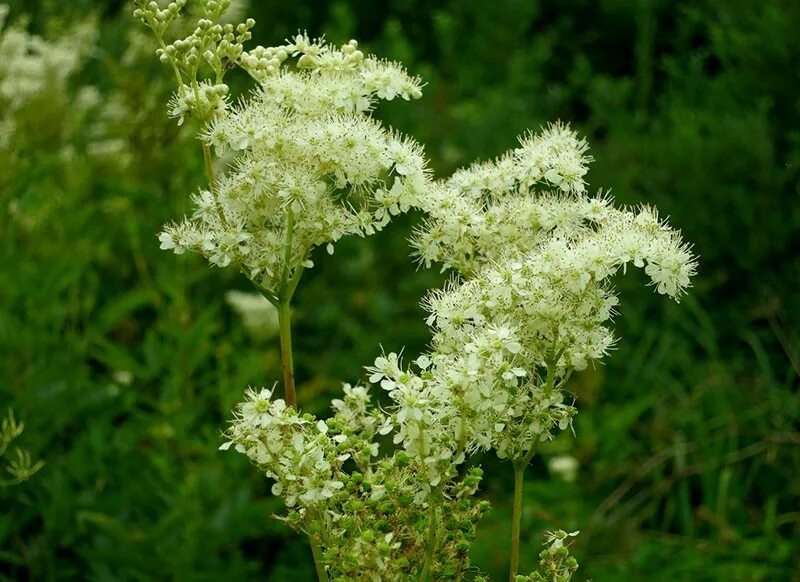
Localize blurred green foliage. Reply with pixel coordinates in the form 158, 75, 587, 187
1, 0, 798, 580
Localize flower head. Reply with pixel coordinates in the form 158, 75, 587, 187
159, 35, 430, 297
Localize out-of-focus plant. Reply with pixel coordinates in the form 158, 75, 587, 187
0, 4, 94, 150
0, 409, 44, 486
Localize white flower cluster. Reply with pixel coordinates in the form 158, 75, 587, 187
167, 80, 229, 125
238, 33, 423, 112
0, 6, 95, 147
221, 388, 349, 507
526, 530, 580, 582
372, 123, 697, 465
330, 383, 383, 443
133, 0, 254, 124
474, 529, 580, 582
222, 384, 487, 580
159, 35, 429, 296
412, 122, 592, 274
369, 347, 575, 464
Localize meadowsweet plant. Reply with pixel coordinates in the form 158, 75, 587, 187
222, 385, 488, 580
136, 2, 697, 580
0, 4, 96, 150
393, 123, 697, 578
135, 0, 428, 406
342, 125, 695, 578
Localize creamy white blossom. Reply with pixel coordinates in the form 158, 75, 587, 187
158, 32, 430, 299
412, 123, 593, 274
222, 383, 487, 580
0, 8, 95, 112
238, 34, 423, 112
221, 388, 348, 508
375, 123, 698, 465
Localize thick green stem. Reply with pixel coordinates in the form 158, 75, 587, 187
309, 533, 328, 582
275, 208, 299, 407
509, 461, 526, 581
277, 297, 296, 408
419, 502, 438, 581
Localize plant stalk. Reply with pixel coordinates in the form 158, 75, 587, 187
509, 461, 525, 581
418, 502, 438, 581
309, 533, 328, 582
202, 143, 216, 187
277, 296, 296, 408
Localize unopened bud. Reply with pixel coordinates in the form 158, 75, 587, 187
297, 54, 315, 68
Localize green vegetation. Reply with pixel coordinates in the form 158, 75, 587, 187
1, 0, 798, 580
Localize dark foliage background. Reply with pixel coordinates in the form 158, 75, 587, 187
1, 0, 798, 580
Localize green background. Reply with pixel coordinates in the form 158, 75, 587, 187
2, 0, 799, 580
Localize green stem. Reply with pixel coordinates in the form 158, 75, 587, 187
275, 209, 300, 407
543, 362, 556, 399
309, 533, 328, 582
457, 412, 466, 457
281, 209, 295, 289
202, 142, 216, 187
201, 143, 229, 227
419, 502, 438, 581
277, 296, 296, 408
154, 33, 183, 85
286, 261, 305, 299
509, 437, 540, 581
509, 461, 525, 582
249, 277, 279, 306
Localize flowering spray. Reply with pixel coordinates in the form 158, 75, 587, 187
135, 1, 697, 579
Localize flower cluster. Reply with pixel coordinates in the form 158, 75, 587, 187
220, 388, 348, 507
372, 123, 696, 467
142, 4, 697, 579
411, 122, 592, 275
0, 5, 96, 147
222, 384, 487, 580
522, 530, 580, 582
369, 347, 576, 465
158, 35, 429, 297
317, 459, 487, 581
133, 0, 254, 123
141, 0, 429, 300
476, 530, 580, 582
238, 33, 423, 112
216, 113, 695, 580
